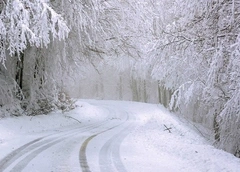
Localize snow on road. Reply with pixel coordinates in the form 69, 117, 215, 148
0, 100, 239, 172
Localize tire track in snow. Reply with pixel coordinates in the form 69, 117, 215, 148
79, 112, 131, 172
79, 123, 125, 172
0, 125, 82, 170
0, 137, 44, 171
79, 135, 97, 172
0, 121, 106, 172
99, 123, 135, 172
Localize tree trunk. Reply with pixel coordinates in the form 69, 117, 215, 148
143, 79, 147, 102
214, 112, 220, 142
131, 77, 138, 101
15, 53, 24, 90
119, 75, 123, 100
157, 81, 162, 104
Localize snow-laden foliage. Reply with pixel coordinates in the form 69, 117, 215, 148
48, 0, 157, 104
0, 0, 69, 65
218, 34, 240, 156
0, 0, 69, 116
144, 0, 240, 155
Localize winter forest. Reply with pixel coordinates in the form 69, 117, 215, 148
0, 0, 239, 157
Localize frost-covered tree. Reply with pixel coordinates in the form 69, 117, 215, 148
145, 0, 240, 156
53, 0, 158, 103
0, 0, 69, 65
0, 0, 69, 116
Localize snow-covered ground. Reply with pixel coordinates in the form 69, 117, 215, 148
0, 100, 239, 172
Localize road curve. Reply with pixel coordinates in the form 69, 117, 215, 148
0, 103, 136, 172
79, 110, 134, 172
0, 121, 106, 172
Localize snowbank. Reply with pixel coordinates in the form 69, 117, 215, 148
0, 100, 109, 158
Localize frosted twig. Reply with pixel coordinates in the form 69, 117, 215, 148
164, 124, 172, 133
65, 116, 81, 123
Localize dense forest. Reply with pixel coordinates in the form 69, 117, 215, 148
0, 0, 239, 157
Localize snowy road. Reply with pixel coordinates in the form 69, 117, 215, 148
0, 102, 136, 172
79, 109, 135, 172
0, 100, 240, 172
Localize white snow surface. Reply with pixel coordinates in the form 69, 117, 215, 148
0, 100, 239, 172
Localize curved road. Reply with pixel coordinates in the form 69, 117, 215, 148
0, 104, 136, 172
